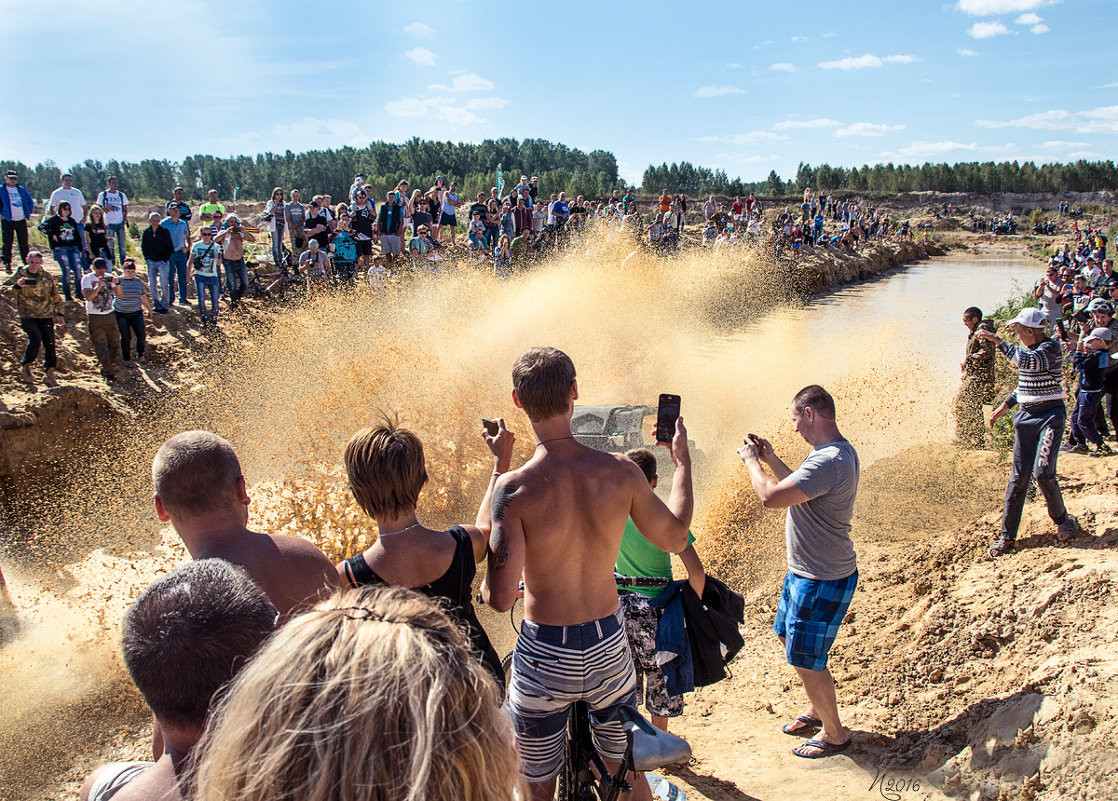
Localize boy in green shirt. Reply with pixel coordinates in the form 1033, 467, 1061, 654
615, 448, 705, 733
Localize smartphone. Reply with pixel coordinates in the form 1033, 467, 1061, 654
482, 418, 498, 437
1055, 319, 1068, 340
655, 394, 681, 444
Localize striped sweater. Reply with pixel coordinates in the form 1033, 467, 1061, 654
1000, 338, 1064, 408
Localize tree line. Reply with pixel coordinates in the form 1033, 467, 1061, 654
4, 137, 1116, 206
641, 159, 1118, 198
0, 137, 622, 205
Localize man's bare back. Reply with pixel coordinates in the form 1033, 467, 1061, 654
488, 421, 692, 626
191, 530, 339, 619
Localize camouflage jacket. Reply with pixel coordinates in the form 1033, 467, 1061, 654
1, 267, 64, 318
964, 320, 996, 383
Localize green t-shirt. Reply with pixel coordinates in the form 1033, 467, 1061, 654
615, 518, 696, 598
198, 202, 225, 223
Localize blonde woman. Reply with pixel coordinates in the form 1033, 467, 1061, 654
192, 585, 522, 801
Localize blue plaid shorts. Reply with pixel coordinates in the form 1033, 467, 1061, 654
773, 570, 857, 672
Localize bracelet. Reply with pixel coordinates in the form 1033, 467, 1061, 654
492, 471, 503, 478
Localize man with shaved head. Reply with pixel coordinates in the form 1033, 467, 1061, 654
152, 430, 341, 620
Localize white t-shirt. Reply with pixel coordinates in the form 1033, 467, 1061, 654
6, 187, 26, 221
97, 190, 129, 224
81, 272, 117, 316
48, 187, 87, 221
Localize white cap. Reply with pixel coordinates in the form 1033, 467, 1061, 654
1011, 308, 1049, 329
1084, 326, 1114, 344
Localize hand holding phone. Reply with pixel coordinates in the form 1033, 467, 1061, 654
655, 394, 681, 444
481, 417, 514, 472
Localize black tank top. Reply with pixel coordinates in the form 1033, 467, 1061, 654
342, 526, 504, 691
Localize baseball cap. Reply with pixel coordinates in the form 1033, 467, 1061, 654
1011, 308, 1049, 328
92, 257, 108, 269
1084, 327, 1114, 344
1087, 298, 1114, 315
4, 170, 17, 179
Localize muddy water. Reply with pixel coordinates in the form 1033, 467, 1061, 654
0, 244, 1040, 800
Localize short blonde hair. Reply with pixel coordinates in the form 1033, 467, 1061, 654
344, 418, 428, 519
191, 585, 522, 801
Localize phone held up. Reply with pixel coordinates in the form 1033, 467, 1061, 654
655, 394, 681, 445
482, 418, 499, 437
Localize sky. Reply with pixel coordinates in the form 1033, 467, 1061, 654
4, 0, 1116, 187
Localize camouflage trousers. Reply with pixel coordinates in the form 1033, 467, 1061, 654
955, 377, 994, 449
618, 590, 684, 718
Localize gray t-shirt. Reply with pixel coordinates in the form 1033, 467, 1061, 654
785, 440, 859, 581
113, 276, 147, 314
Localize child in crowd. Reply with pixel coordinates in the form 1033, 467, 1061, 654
1065, 327, 1114, 455
366, 254, 387, 289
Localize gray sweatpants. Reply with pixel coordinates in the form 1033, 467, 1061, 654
1000, 402, 1068, 542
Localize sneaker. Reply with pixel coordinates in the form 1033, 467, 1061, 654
19, 364, 33, 383
1092, 443, 1113, 456
1056, 514, 1078, 543
1068, 444, 1089, 454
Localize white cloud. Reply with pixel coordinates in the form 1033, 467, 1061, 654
1040, 140, 1089, 149
404, 22, 434, 38
1067, 151, 1102, 159
272, 117, 367, 146
770, 63, 799, 73
447, 73, 494, 92
405, 47, 437, 66
968, 21, 1010, 38
818, 53, 915, 70
791, 35, 808, 42
977, 105, 1118, 134
384, 98, 429, 117
875, 141, 1023, 160
773, 118, 843, 130
957, 48, 980, 56
465, 97, 509, 110
698, 131, 790, 146
1015, 12, 1042, 23
822, 32, 836, 38
714, 153, 781, 165
754, 40, 775, 48
956, 0, 1049, 14
834, 122, 906, 137
438, 106, 483, 126
695, 85, 746, 98
726, 62, 742, 68
1031, 23, 1050, 33
385, 93, 507, 124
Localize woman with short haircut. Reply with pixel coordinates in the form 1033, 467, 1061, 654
193, 585, 522, 801
336, 417, 511, 690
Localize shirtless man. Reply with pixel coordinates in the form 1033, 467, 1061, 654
79, 559, 275, 801
152, 430, 341, 619
483, 346, 693, 801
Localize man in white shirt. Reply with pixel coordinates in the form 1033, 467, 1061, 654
80, 257, 122, 380
2, 170, 36, 273
95, 176, 129, 267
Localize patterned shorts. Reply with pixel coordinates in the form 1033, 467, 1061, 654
509, 607, 637, 783
618, 591, 684, 718
773, 570, 857, 672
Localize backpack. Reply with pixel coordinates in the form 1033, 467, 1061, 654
331, 231, 357, 262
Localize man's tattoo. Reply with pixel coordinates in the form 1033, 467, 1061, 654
492, 483, 514, 523
492, 536, 511, 568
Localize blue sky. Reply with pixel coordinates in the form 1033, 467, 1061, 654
5, 0, 1116, 187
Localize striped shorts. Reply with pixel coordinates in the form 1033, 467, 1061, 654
509, 607, 638, 783
773, 570, 858, 672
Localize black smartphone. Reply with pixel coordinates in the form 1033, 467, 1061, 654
655, 394, 681, 444
482, 418, 498, 437
1055, 319, 1068, 340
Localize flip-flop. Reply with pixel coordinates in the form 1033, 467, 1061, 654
782, 715, 823, 736
792, 738, 852, 759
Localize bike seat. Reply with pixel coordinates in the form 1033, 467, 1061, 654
615, 704, 692, 772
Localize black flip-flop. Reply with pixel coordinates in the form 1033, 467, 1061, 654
792, 738, 852, 759
782, 715, 822, 736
